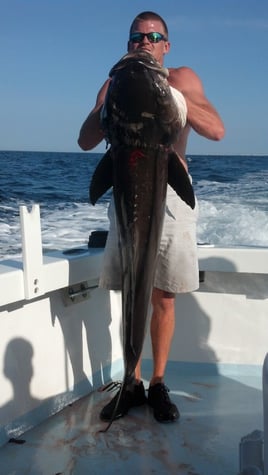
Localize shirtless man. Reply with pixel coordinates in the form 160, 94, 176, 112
78, 11, 225, 423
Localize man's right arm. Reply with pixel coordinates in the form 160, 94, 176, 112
78, 79, 110, 151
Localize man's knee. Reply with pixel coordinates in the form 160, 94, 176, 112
152, 287, 175, 312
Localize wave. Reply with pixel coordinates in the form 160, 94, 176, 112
1, 151, 268, 259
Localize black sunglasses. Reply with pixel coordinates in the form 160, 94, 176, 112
129, 32, 168, 44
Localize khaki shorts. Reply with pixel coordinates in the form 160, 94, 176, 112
99, 185, 199, 294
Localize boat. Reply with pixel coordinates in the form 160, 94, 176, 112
0, 204, 268, 474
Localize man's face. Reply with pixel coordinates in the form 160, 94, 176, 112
128, 19, 170, 65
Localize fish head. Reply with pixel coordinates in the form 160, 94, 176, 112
101, 52, 182, 149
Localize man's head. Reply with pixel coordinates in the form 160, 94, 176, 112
128, 11, 170, 65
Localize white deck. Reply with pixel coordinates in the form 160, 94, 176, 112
0, 363, 263, 475
0, 207, 268, 474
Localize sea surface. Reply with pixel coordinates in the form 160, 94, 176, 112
0, 150, 268, 260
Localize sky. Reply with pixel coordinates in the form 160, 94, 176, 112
1, 0, 268, 155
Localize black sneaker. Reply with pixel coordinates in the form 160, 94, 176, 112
100, 381, 147, 421
148, 383, 180, 422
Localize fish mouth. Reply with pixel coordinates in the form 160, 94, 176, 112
138, 46, 152, 53
109, 51, 169, 78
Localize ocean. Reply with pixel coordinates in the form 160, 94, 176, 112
0, 150, 268, 261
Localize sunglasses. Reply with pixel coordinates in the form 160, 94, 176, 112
129, 32, 168, 44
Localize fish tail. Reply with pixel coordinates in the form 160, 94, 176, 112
98, 375, 133, 433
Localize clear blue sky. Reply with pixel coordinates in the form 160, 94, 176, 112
1, 0, 268, 155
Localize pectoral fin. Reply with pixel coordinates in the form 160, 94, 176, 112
168, 152, 195, 209
89, 149, 113, 205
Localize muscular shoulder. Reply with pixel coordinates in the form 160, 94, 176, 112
168, 66, 204, 95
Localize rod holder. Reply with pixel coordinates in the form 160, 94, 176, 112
20, 204, 44, 300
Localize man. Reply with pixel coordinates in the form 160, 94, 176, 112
78, 11, 225, 423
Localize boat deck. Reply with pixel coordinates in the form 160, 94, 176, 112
0, 364, 263, 475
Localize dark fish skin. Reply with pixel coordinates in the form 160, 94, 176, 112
101, 52, 179, 150
112, 144, 167, 377
90, 52, 195, 430
90, 147, 194, 209
90, 52, 195, 209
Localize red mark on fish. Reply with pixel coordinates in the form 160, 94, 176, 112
129, 150, 145, 167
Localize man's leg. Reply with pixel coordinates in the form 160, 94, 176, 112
147, 287, 180, 422
134, 287, 174, 384
150, 287, 175, 385
100, 287, 178, 422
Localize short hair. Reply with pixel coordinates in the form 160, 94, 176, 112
129, 11, 169, 39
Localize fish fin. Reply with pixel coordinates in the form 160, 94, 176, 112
98, 380, 122, 393
98, 380, 127, 433
168, 152, 195, 209
89, 149, 113, 205
98, 374, 135, 432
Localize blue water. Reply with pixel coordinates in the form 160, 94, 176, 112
0, 151, 268, 259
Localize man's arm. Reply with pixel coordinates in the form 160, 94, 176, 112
78, 79, 110, 151
168, 67, 225, 141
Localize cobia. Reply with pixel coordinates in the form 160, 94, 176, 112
90, 51, 195, 430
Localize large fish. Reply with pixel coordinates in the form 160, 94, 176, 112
90, 51, 195, 429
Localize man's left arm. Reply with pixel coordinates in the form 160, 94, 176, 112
169, 66, 225, 141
